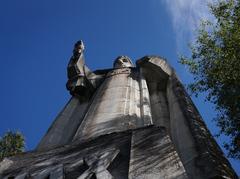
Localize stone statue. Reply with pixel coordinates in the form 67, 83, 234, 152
0, 41, 237, 179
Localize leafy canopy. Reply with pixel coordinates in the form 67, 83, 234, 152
180, 0, 240, 159
0, 131, 25, 160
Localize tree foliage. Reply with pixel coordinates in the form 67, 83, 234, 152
180, 0, 240, 159
0, 131, 25, 160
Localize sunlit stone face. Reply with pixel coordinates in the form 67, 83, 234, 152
113, 56, 133, 68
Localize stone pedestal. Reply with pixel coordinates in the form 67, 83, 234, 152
0, 42, 237, 178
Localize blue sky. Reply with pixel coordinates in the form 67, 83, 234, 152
0, 0, 239, 174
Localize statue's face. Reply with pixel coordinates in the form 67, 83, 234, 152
113, 56, 133, 68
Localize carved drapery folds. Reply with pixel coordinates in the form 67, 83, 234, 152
1, 41, 237, 179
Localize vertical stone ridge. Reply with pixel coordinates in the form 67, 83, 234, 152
171, 73, 238, 178
129, 127, 188, 179
139, 68, 153, 126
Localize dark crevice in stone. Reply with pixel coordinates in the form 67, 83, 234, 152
107, 138, 131, 179
65, 162, 89, 179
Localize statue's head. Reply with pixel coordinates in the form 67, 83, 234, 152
113, 56, 134, 68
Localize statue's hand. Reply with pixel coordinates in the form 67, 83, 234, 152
73, 40, 85, 57
66, 40, 95, 99
67, 40, 86, 79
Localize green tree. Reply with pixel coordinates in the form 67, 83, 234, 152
180, 0, 240, 159
0, 131, 25, 160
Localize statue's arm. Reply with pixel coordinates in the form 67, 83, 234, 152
66, 40, 103, 99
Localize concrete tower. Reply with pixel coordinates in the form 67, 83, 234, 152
0, 41, 237, 179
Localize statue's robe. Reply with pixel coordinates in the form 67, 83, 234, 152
73, 67, 153, 140
0, 56, 237, 179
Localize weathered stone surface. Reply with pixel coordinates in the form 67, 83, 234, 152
1, 127, 190, 179
167, 74, 238, 178
37, 97, 90, 151
74, 67, 152, 141
1, 42, 237, 178
0, 159, 13, 174
129, 127, 188, 179
137, 56, 237, 178
167, 76, 203, 178
0, 127, 158, 179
